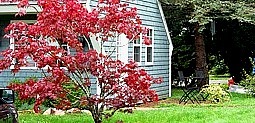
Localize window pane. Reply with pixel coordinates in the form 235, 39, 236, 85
13, 35, 36, 67
26, 57, 36, 67
134, 38, 140, 44
134, 46, 140, 62
148, 29, 153, 41
147, 47, 152, 62
62, 44, 69, 56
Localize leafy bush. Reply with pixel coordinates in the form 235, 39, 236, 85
209, 56, 229, 75
200, 84, 230, 103
10, 78, 36, 111
10, 78, 86, 110
240, 74, 255, 96
61, 81, 86, 109
219, 83, 229, 91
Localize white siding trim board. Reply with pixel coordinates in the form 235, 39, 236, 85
156, 0, 173, 97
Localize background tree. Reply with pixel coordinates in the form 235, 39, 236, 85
162, 3, 196, 80
162, 0, 255, 83
0, 0, 162, 123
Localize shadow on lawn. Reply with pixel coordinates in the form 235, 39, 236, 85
136, 88, 212, 108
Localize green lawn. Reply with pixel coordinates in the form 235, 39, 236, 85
19, 89, 255, 123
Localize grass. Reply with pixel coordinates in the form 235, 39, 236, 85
19, 113, 94, 123
103, 106, 255, 123
19, 89, 255, 123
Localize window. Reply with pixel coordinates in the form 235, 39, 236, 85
10, 20, 72, 69
145, 27, 154, 65
132, 27, 154, 65
10, 20, 37, 69
133, 35, 141, 63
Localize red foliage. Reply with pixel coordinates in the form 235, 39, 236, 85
1, 0, 162, 119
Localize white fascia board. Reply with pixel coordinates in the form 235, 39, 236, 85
156, 0, 173, 97
0, 1, 87, 15
0, 4, 40, 14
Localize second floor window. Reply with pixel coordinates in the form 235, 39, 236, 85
133, 36, 141, 63
145, 27, 154, 65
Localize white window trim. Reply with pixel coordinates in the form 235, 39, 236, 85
116, 34, 129, 64
10, 20, 37, 70
133, 33, 142, 65
116, 35, 121, 61
144, 27, 154, 65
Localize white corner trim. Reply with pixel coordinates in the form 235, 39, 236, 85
156, 1, 172, 46
156, 0, 173, 97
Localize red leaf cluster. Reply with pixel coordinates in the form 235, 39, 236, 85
8, 75, 69, 112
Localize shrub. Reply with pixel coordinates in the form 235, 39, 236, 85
10, 78, 36, 111
61, 81, 86, 109
209, 57, 229, 75
200, 84, 230, 103
240, 74, 255, 96
10, 78, 85, 110
219, 83, 229, 91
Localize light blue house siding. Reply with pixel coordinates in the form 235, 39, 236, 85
91, 0, 172, 98
133, 0, 171, 98
0, 0, 172, 98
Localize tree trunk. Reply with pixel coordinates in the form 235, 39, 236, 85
194, 23, 209, 85
93, 118, 102, 123
92, 112, 103, 123
90, 106, 103, 123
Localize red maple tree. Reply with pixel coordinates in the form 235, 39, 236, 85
0, 0, 162, 122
